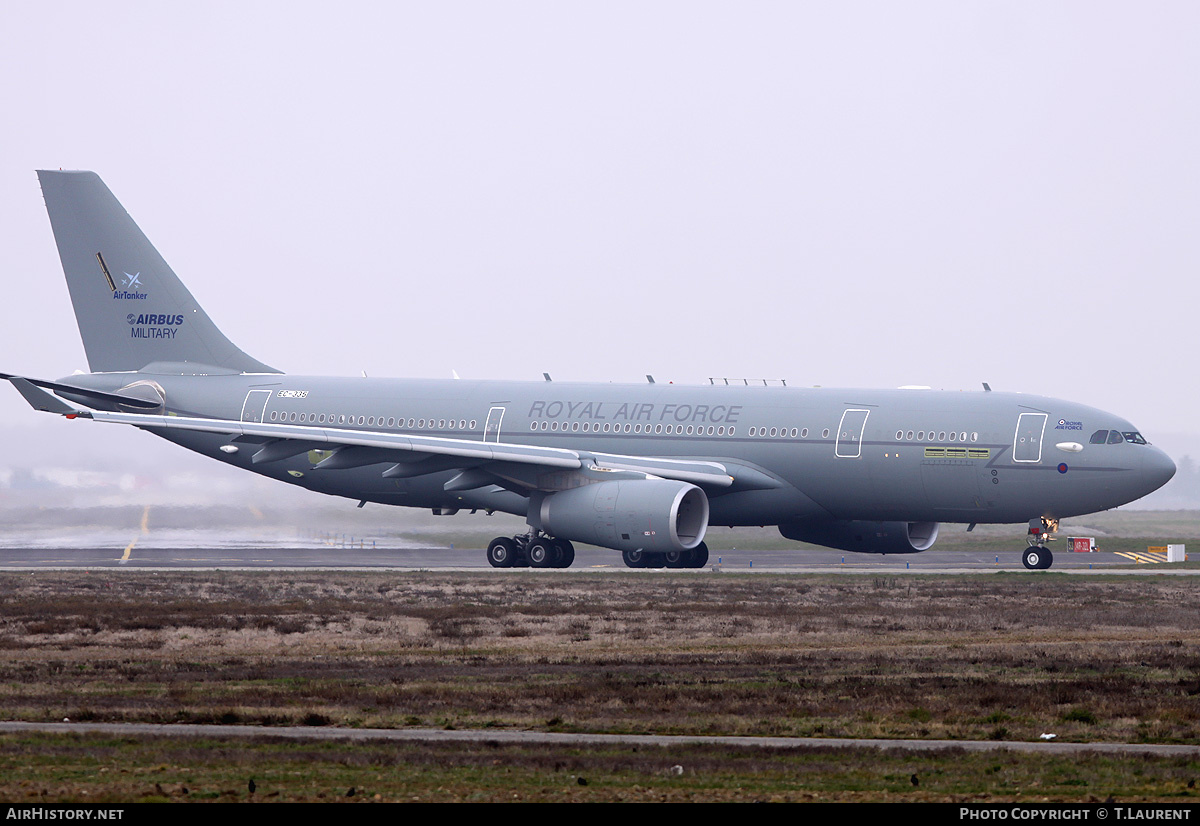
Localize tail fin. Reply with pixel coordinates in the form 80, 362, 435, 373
37, 170, 278, 374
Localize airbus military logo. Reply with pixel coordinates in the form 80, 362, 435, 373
113, 271, 148, 300
127, 312, 184, 339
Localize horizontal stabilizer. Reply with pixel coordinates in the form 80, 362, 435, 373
7, 377, 82, 415
0, 373, 162, 410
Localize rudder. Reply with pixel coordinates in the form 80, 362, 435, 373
37, 170, 278, 374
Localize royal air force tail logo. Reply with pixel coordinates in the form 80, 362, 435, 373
113, 271, 148, 301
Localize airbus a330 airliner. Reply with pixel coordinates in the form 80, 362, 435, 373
5, 171, 1176, 569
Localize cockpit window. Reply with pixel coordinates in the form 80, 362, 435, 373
1090, 429, 1148, 445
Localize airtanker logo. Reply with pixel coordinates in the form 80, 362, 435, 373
113, 271, 148, 300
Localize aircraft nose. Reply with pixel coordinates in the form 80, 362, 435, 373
1142, 447, 1176, 494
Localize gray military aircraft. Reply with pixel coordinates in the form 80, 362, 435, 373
5, 171, 1177, 570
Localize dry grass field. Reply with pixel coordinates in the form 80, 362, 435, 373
0, 570, 1198, 802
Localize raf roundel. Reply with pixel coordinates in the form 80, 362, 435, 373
1058, 463, 1069, 474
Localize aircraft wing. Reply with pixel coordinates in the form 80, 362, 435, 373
5, 377, 735, 490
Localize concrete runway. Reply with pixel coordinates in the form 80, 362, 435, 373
0, 543, 1191, 573
3, 720, 1199, 757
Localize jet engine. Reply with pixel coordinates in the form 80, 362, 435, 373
779, 520, 939, 554
539, 479, 709, 553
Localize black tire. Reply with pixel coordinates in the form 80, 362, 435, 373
487, 537, 517, 568
688, 541, 709, 568
1023, 547, 1042, 570
1038, 548, 1054, 569
527, 540, 559, 569
664, 549, 686, 568
622, 549, 646, 568
554, 539, 575, 569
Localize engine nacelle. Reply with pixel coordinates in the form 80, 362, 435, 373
779, 520, 939, 554
539, 479, 709, 553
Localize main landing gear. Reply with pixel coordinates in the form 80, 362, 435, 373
1022, 517, 1058, 570
484, 536, 713, 569
621, 541, 710, 569
486, 534, 576, 569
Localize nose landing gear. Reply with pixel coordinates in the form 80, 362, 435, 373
1022, 517, 1058, 570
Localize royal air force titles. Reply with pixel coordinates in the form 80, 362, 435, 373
528, 400, 741, 425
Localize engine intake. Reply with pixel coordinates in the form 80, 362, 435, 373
779, 520, 939, 554
539, 479, 709, 553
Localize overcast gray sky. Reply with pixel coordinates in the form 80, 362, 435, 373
3, 2, 1199, 459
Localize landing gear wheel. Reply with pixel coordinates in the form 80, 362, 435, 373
622, 549, 646, 568
554, 539, 575, 569
527, 540, 560, 569
688, 541, 709, 568
1023, 547, 1053, 570
487, 537, 518, 568
664, 549, 686, 568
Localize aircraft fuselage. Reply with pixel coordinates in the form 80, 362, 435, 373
60, 371, 1176, 529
